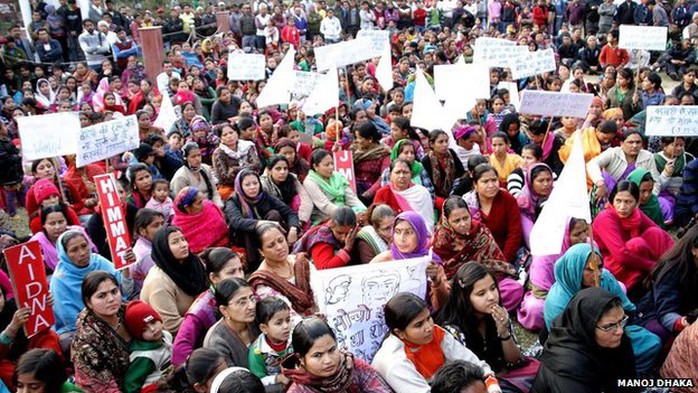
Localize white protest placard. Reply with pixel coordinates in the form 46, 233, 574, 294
518, 90, 594, 118
475, 37, 516, 47
619, 25, 668, 51
357, 29, 390, 56
645, 105, 698, 136
290, 71, 323, 98
18, 112, 80, 161
497, 81, 520, 110
473, 44, 528, 68
227, 53, 266, 81
315, 36, 374, 71
302, 66, 339, 116
310, 257, 429, 363
257, 47, 296, 109
434, 60, 490, 100
357, 30, 393, 91
509, 48, 556, 80
77, 115, 139, 167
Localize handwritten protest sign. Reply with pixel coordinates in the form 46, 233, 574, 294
645, 105, 698, 136
77, 115, 139, 167
2, 241, 54, 337
310, 257, 429, 363
18, 112, 80, 161
334, 150, 357, 193
619, 25, 668, 51
434, 61, 490, 100
95, 174, 133, 269
315, 36, 374, 71
227, 53, 266, 80
290, 71, 323, 98
497, 81, 520, 110
473, 43, 528, 68
357, 29, 390, 56
509, 48, 556, 80
518, 90, 594, 118
357, 30, 393, 91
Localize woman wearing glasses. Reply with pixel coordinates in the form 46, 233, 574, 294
203, 278, 260, 368
533, 287, 638, 393
543, 243, 661, 374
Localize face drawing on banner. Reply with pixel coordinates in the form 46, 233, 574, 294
326, 275, 352, 305
362, 271, 400, 304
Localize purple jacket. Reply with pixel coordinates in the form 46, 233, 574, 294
171, 289, 218, 367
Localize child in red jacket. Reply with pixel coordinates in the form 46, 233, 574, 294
281, 18, 300, 49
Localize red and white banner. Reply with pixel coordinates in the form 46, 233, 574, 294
334, 150, 357, 193
2, 241, 54, 337
95, 174, 133, 269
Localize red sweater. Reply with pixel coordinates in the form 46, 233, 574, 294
592, 208, 672, 290
281, 25, 300, 49
532, 5, 548, 27
476, 190, 522, 263
599, 44, 630, 68
311, 243, 352, 270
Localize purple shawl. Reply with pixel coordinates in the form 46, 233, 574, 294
234, 169, 265, 218
390, 211, 442, 263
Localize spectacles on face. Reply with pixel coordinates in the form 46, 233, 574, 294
596, 315, 629, 332
230, 294, 257, 308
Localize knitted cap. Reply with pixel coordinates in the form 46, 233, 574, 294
124, 301, 162, 341
33, 179, 60, 204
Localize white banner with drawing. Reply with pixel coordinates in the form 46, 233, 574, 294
77, 115, 139, 167
518, 90, 594, 118
619, 25, 668, 51
227, 53, 266, 81
18, 112, 81, 161
509, 48, 556, 80
645, 105, 698, 136
310, 257, 429, 363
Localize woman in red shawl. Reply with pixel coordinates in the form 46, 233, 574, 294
432, 196, 523, 311
171, 186, 228, 254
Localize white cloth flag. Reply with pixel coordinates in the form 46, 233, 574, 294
302, 66, 339, 116
153, 91, 177, 132
375, 50, 394, 92
529, 132, 591, 256
256, 47, 296, 109
411, 70, 459, 148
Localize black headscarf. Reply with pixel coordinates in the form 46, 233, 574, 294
151, 226, 208, 296
541, 287, 637, 392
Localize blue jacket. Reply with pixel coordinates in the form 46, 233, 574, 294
675, 159, 698, 219
49, 230, 125, 335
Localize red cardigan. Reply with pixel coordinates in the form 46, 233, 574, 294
476, 190, 522, 263
592, 208, 666, 290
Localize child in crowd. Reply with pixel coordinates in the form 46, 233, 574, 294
145, 179, 174, 223
248, 297, 292, 390
123, 301, 173, 393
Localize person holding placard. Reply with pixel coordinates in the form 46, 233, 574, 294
0, 285, 62, 392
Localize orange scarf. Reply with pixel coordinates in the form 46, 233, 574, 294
404, 326, 446, 380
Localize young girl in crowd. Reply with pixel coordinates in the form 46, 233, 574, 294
145, 179, 174, 223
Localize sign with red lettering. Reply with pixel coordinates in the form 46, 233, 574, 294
95, 174, 133, 269
2, 241, 55, 338
333, 150, 356, 193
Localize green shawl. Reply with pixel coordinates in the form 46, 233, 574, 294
307, 169, 348, 205
391, 139, 424, 185
653, 152, 686, 178
627, 168, 664, 228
